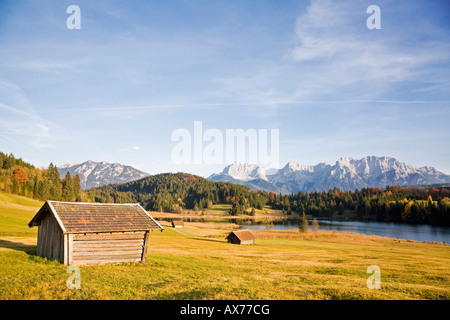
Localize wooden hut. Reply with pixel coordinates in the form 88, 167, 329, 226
171, 221, 184, 228
226, 229, 256, 245
28, 201, 163, 265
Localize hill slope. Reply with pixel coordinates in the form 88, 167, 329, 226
87, 172, 268, 212
0, 191, 42, 236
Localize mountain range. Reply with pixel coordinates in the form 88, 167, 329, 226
57, 160, 149, 190
207, 156, 450, 194
57, 156, 450, 194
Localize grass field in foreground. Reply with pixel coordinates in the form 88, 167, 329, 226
0, 191, 449, 300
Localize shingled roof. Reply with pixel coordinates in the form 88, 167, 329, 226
227, 230, 256, 241
28, 201, 163, 233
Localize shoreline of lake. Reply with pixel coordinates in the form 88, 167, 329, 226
151, 212, 450, 244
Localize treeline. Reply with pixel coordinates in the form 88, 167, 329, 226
2, 151, 449, 226
268, 185, 450, 226
87, 172, 268, 213
0, 151, 85, 202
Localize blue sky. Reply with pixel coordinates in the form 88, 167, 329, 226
0, 0, 449, 177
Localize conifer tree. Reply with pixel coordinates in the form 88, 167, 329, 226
4, 153, 15, 169
47, 163, 61, 186
299, 212, 309, 232
73, 174, 82, 201
62, 172, 75, 201
12, 178, 19, 194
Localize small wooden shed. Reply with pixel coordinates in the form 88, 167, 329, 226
226, 229, 256, 245
28, 201, 163, 265
171, 220, 184, 228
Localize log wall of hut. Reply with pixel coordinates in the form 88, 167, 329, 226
36, 213, 64, 262
68, 231, 149, 265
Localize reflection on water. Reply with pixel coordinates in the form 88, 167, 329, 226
158, 217, 450, 243
304, 220, 450, 243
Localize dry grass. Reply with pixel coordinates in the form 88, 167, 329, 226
1, 223, 449, 300
249, 229, 426, 245
149, 204, 289, 220
1, 191, 449, 300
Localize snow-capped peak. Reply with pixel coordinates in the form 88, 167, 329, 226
58, 161, 82, 168
221, 162, 268, 181
279, 161, 315, 173
208, 156, 450, 194
57, 160, 149, 190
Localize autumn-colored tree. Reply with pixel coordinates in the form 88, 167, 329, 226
312, 218, 320, 231
401, 200, 415, 222
11, 166, 28, 184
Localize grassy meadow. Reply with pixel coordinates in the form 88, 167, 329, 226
0, 191, 449, 300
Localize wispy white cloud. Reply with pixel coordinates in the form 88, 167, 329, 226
291, 0, 450, 98
0, 80, 56, 149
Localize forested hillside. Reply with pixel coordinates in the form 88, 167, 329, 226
0, 151, 85, 202
87, 172, 268, 213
